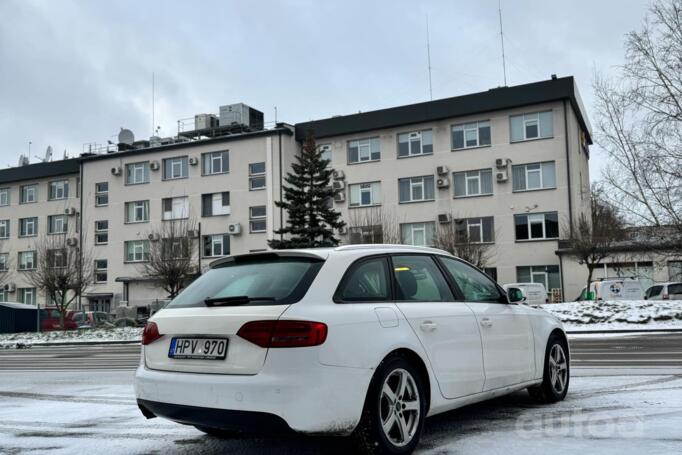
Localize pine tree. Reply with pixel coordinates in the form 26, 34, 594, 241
269, 133, 345, 249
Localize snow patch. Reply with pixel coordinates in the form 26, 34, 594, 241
0, 327, 142, 348
541, 300, 682, 330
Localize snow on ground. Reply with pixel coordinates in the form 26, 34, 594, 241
0, 370, 679, 455
0, 327, 142, 348
541, 300, 682, 331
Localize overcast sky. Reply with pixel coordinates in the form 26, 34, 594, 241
0, 0, 651, 177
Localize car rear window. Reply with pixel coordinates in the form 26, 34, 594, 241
166, 255, 324, 308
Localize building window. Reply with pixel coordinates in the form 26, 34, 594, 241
19, 217, 38, 237
163, 156, 188, 180
347, 137, 380, 164
20, 185, 37, 204
515, 212, 559, 240
398, 130, 433, 157
125, 162, 150, 185
349, 182, 382, 207
48, 215, 68, 234
451, 121, 491, 149
0, 253, 8, 272
517, 265, 561, 292
350, 225, 383, 244
47, 249, 67, 268
249, 162, 266, 190
18, 288, 36, 305
125, 240, 149, 262
510, 111, 553, 142
161, 196, 189, 220
0, 188, 9, 206
95, 220, 108, 245
125, 201, 150, 223
453, 169, 493, 197
48, 180, 69, 200
202, 192, 230, 216
203, 234, 230, 257
0, 220, 9, 239
669, 261, 682, 281
454, 217, 495, 243
95, 182, 108, 206
319, 144, 332, 162
512, 161, 556, 191
95, 259, 108, 283
249, 206, 266, 233
400, 222, 435, 246
202, 151, 229, 175
18, 251, 36, 270
483, 267, 498, 281
398, 176, 435, 203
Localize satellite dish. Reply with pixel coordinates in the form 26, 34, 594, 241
118, 128, 135, 145
18, 154, 29, 166
45, 146, 53, 162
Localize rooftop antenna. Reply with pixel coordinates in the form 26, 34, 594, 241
151, 72, 155, 137
274, 106, 278, 123
498, 0, 508, 86
35, 145, 53, 162
426, 15, 433, 100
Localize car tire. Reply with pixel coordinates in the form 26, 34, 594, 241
352, 355, 427, 455
528, 333, 570, 403
194, 425, 243, 439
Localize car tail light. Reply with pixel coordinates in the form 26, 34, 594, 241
142, 322, 163, 345
237, 320, 327, 348
662, 293, 669, 300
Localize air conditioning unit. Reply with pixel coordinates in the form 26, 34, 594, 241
332, 170, 345, 180
228, 223, 242, 235
436, 165, 449, 175
64, 207, 77, 216
496, 170, 509, 182
332, 180, 346, 190
495, 158, 510, 169
194, 113, 219, 130
219, 103, 265, 130
437, 177, 450, 189
150, 161, 160, 171
338, 225, 347, 235
187, 229, 199, 238
334, 192, 346, 203
66, 237, 78, 247
438, 213, 451, 224
111, 166, 122, 175
188, 156, 199, 166
147, 233, 160, 242
3, 283, 15, 293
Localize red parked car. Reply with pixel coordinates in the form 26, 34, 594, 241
40, 308, 78, 331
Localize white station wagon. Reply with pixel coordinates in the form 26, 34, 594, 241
135, 245, 570, 454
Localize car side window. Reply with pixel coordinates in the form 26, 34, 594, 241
336, 257, 390, 302
648, 286, 662, 298
668, 284, 682, 295
439, 257, 503, 303
391, 255, 453, 302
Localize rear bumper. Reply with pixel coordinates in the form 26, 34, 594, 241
137, 399, 291, 434
134, 359, 373, 435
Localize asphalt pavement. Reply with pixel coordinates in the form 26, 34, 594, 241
1, 332, 681, 373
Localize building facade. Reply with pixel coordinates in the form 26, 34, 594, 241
0, 76, 635, 309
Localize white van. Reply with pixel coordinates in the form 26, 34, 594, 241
576, 278, 643, 301
503, 282, 548, 307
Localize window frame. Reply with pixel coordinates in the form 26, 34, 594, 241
94, 259, 108, 283
454, 216, 495, 244
202, 233, 230, 257
397, 129, 433, 158
161, 196, 189, 221
514, 212, 560, 241
202, 150, 230, 176
201, 192, 230, 217
18, 250, 36, 271
47, 214, 68, 235
400, 222, 435, 246
451, 120, 492, 150
510, 110, 554, 142
125, 161, 150, 185
0, 253, 8, 272
19, 217, 38, 237
333, 254, 393, 303
249, 205, 267, 233
48, 180, 69, 200
347, 137, 381, 164
162, 156, 189, 180
435, 255, 507, 304
20, 185, 37, 204
124, 240, 149, 263
248, 164, 266, 191
398, 175, 435, 204
125, 200, 150, 224
349, 181, 382, 208
95, 220, 109, 245
0, 188, 8, 206
388, 254, 455, 302
512, 161, 556, 192
95, 182, 109, 206
452, 169, 493, 198
0, 219, 9, 239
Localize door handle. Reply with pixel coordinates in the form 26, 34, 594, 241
480, 317, 493, 328
420, 321, 437, 332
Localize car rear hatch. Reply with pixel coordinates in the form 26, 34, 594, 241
143, 252, 325, 375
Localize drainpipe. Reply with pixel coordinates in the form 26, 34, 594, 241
563, 100, 574, 236
78, 161, 84, 311
558, 252, 565, 302
278, 130, 283, 239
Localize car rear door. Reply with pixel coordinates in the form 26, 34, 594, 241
437, 257, 535, 391
391, 254, 485, 399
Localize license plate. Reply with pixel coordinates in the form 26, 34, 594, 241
168, 337, 228, 360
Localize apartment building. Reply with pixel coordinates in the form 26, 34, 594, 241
297, 76, 592, 300
0, 76, 597, 308
0, 158, 81, 306
79, 125, 298, 310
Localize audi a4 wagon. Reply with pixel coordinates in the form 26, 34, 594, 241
135, 245, 570, 454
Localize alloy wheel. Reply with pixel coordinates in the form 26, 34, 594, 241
548, 344, 568, 394
379, 368, 420, 447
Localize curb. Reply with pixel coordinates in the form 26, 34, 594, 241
2, 340, 141, 348
567, 328, 682, 334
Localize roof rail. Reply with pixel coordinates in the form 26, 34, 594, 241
334, 244, 450, 255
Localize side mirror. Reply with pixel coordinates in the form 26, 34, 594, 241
507, 287, 525, 303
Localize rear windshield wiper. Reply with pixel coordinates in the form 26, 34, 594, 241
204, 296, 277, 307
